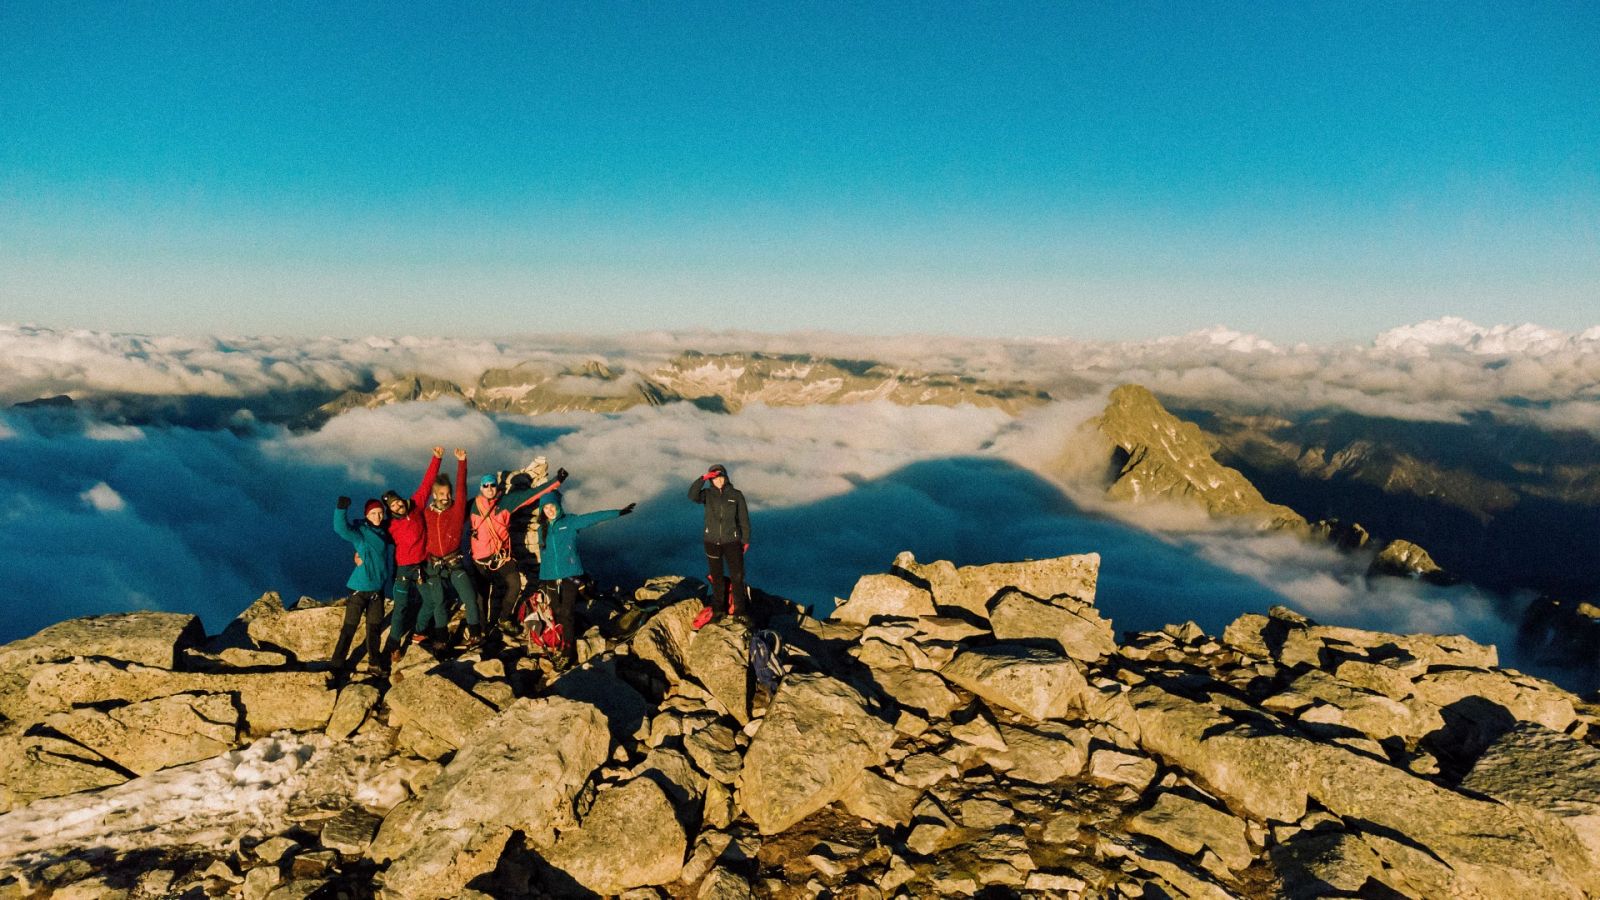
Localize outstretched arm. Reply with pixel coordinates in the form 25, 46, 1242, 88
568, 508, 624, 531
413, 448, 444, 506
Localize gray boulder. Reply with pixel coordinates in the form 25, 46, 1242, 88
685, 618, 752, 724
43, 692, 239, 776
1127, 792, 1253, 874
0, 611, 203, 670
738, 672, 896, 834
830, 573, 936, 625
1461, 721, 1600, 865
545, 777, 688, 894
374, 697, 610, 899
939, 644, 1089, 722
988, 588, 1116, 662
26, 660, 334, 734
385, 668, 495, 750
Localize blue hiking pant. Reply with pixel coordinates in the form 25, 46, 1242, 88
388, 564, 423, 643
418, 556, 481, 632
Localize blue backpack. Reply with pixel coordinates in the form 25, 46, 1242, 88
749, 629, 784, 695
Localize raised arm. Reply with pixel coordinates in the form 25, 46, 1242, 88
332, 501, 360, 546
688, 475, 709, 504
413, 449, 444, 506
452, 449, 468, 513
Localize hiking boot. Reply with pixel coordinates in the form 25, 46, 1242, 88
691, 605, 719, 631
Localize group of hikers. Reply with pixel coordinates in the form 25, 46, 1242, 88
330, 447, 751, 676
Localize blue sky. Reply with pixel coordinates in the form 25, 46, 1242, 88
2, 2, 1596, 341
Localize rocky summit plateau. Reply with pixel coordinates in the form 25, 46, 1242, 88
3, 553, 1600, 900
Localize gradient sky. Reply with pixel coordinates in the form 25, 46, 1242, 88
2, 2, 1596, 341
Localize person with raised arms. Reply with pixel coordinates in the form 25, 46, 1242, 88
416, 447, 483, 648
380, 447, 443, 662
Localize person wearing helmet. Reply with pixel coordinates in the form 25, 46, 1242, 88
537, 491, 636, 667
331, 496, 395, 676
382, 447, 444, 661
689, 463, 751, 629
470, 465, 564, 632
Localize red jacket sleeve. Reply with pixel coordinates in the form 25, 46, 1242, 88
454, 458, 469, 518
414, 454, 443, 506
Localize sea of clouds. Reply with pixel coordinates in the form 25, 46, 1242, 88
1, 318, 1595, 685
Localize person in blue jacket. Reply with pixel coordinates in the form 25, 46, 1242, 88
332, 496, 396, 675
537, 491, 635, 667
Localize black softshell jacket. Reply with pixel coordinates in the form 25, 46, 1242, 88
689, 477, 751, 544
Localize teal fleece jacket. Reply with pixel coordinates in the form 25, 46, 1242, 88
334, 504, 396, 593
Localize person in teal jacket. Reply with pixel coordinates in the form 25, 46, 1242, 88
536, 491, 635, 667
332, 496, 396, 675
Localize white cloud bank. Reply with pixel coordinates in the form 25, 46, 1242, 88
0, 391, 1556, 684
3, 316, 1599, 431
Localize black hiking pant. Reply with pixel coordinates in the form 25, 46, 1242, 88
539, 578, 580, 664
332, 590, 384, 670
473, 558, 521, 625
704, 541, 747, 616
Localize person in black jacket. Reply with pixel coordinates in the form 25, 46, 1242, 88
689, 463, 751, 628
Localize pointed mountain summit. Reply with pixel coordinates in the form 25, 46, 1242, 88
1077, 384, 1309, 531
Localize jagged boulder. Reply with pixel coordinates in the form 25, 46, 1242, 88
629, 598, 704, 685
1461, 722, 1600, 864
1127, 792, 1253, 874
325, 683, 381, 741
982, 722, 1089, 784
897, 552, 1100, 620
544, 777, 688, 894
0, 611, 204, 670
385, 668, 495, 750
831, 574, 937, 625
939, 644, 1090, 722
1130, 682, 1599, 899
738, 672, 897, 834
374, 697, 610, 898
987, 588, 1115, 662
0, 732, 127, 812
43, 692, 240, 776
684, 618, 752, 724
26, 661, 335, 734
233, 593, 350, 663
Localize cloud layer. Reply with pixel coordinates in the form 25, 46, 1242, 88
0, 393, 1555, 684
4, 317, 1599, 433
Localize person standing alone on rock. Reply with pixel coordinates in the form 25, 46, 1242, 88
331, 496, 394, 677
690, 463, 751, 629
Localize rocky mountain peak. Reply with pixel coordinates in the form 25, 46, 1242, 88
4, 553, 1598, 898
1086, 384, 1308, 531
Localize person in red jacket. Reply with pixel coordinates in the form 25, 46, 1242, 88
416, 447, 484, 648
382, 447, 443, 663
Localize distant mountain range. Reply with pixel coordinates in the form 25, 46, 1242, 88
312, 351, 1053, 421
